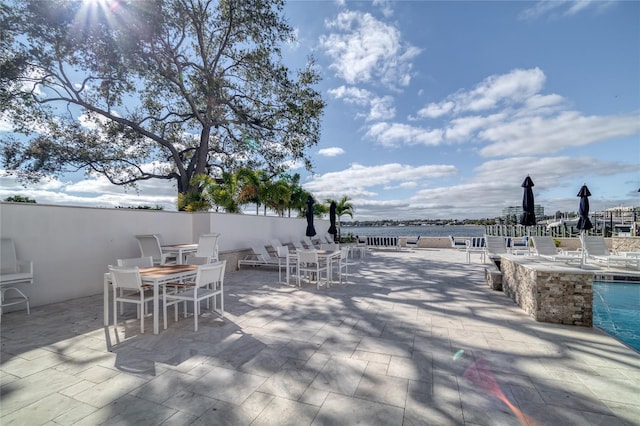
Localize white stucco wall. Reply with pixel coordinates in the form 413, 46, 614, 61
0, 202, 328, 309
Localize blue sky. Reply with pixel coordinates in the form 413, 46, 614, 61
1, 0, 639, 220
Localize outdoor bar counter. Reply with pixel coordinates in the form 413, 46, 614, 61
498, 254, 594, 327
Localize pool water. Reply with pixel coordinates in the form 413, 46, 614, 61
593, 281, 640, 352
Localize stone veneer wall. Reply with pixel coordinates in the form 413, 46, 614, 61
611, 237, 640, 252
500, 256, 593, 326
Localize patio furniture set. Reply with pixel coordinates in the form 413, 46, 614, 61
238, 236, 356, 290
103, 233, 224, 335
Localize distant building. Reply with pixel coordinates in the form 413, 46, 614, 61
502, 205, 545, 221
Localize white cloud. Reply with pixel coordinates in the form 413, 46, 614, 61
445, 68, 547, 115
364, 67, 640, 156
444, 113, 506, 143
328, 85, 373, 106
365, 122, 443, 147
328, 86, 396, 121
367, 96, 395, 121
318, 147, 345, 157
304, 162, 458, 197
417, 101, 455, 119
479, 111, 640, 157
0, 171, 178, 209
320, 10, 421, 89
520, 0, 616, 20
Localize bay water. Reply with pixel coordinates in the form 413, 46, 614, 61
339, 225, 485, 238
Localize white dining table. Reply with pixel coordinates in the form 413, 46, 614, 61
104, 264, 198, 335
161, 243, 198, 264
286, 249, 342, 287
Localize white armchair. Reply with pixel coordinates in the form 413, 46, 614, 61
0, 238, 33, 317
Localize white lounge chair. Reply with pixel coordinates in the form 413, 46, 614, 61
238, 244, 280, 269
270, 239, 285, 252
320, 243, 338, 251
531, 236, 582, 264
581, 235, 639, 269
0, 238, 33, 317
303, 237, 317, 249
484, 235, 508, 259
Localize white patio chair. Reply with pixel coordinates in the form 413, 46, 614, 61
163, 261, 226, 332
116, 257, 154, 313
117, 256, 154, 267
135, 234, 177, 265
0, 238, 33, 317
335, 246, 351, 284
195, 233, 220, 263
296, 249, 330, 290
276, 245, 296, 284
109, 266, 154, 333
465, 237, 486, 264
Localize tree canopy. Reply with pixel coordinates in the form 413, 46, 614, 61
0, 0, 325, 209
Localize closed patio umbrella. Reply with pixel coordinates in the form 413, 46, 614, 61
577, 184, 593, 265
305, 195, 316, 237
519, 176, 536, 228
328, 201, 337, 240
577, 184, 593, 232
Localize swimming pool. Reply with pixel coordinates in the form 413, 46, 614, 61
593, 281, 640, 352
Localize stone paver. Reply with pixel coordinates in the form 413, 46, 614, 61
1, 248, 639, 425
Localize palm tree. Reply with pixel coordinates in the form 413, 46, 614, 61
236, 168, 263, 215
327, 196, 354, 241
283, 173, 309, 218
263, 179, 291, 216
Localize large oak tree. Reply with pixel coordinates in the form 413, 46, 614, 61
0, 0, 324, 208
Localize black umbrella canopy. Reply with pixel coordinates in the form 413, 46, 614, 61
577, 184, 593, 231
328, 201, 337, 236
305, 195, 317, 237
519, 176, 536, 227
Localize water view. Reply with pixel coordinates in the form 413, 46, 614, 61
593, 281, 640, 352
340, 224, 485, 239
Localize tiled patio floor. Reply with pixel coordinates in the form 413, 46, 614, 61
1, 248, 639, 425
